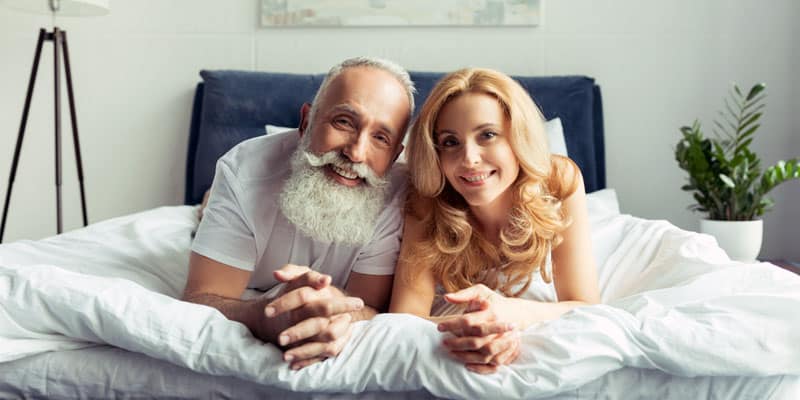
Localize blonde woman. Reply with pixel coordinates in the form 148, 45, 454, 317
389, 68, 600, 374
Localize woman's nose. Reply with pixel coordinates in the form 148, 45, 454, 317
461, 141, 481, 166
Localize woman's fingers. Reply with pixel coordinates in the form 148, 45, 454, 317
447, 336, 514, 363
442, 326, 515, 352
443, 284, 492, 305
492, 344, 521, 366
466, 363, 499, 374
445, 330, 521, 372
437, 311, 488, 334
466, 297, 490, 313
449, 350, 494, 365
438, 314, 512, 337
289, 356, 326, 370
488, 332, 521, 365
443, 334, 495, 351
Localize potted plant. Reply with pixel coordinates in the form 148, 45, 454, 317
674, 83, 800, 261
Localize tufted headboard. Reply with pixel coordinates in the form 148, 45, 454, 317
184, 70, 605, 205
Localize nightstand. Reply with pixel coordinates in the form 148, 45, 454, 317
765, 260, 800, 275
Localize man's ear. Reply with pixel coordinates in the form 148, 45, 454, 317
392, 143, 405, 164
298, 103, 312, 137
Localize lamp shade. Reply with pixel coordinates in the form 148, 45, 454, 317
0, 0, 109, 16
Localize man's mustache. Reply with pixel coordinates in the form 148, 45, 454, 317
303, 150, 388, 188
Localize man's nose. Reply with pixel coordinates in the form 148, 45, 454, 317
342, 130, 369, 163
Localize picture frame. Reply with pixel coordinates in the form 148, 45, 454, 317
260, 0, 541, 27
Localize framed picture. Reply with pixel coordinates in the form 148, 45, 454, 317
260, 0, 541, 27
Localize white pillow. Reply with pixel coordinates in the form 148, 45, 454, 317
585, 188, 620, 218
265, 124, 293, 135
545, 117, 568, 157
266, 117, 568, 158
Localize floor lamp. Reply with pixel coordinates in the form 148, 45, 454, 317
0, 0, 109, 243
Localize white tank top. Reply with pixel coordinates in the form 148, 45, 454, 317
431, 252, 557, 317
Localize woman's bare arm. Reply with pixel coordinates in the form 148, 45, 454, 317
549, 156, 601, 307
388, 213, 437, 317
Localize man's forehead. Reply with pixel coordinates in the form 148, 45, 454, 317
324, 67, 404, 99
318, 68, 410, 129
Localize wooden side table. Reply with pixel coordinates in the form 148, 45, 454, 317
764, 260, 800, 275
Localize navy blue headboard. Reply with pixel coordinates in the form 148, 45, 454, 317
184, 70, 605, 205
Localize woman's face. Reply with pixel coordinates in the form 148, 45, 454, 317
434, 92, 519, 209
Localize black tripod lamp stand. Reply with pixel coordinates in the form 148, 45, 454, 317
0, 0, 109, 243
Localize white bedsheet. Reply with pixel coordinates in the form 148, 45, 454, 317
1, 192, 799, 399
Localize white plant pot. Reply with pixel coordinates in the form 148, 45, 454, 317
699, 219, 763, 262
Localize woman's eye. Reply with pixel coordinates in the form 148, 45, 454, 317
440, 137, 459, 147
481, 131, 498, 140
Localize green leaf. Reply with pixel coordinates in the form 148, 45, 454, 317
746, 83, 766, 101
742, 94, 766, 112
734, 138, 753, 155
719, 174, 736, 188
738, 112, 762, 133
738, 124, 760, 141
724, 99, 738, 121
740, 104, 765, 122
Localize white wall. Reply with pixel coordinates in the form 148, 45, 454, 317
1, 0, 798, 259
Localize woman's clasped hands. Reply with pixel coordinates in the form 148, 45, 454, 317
437, 284, 522, 374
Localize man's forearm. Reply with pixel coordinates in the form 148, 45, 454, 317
183, 292, 276, 343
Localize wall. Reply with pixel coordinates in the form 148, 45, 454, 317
1, 0, 798, 259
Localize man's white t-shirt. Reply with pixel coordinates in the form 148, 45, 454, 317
191, 129, 408, 291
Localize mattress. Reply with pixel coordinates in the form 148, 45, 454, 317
1, 345, 796, 399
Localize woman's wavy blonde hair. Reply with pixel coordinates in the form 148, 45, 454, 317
404, 68, 578, 297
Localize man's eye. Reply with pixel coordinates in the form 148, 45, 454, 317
374, 133, 391, 145
334, 118, 353, 128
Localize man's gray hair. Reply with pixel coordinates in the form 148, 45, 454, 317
308, 57, 416, 124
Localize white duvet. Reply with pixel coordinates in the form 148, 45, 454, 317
1, 190, 799, 399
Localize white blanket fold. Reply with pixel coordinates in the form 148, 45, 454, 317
1, 204, 799, 399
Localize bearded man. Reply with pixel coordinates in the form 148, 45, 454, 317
182, 57, 414, 370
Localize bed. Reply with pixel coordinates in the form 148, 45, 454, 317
1, 70, 799, 399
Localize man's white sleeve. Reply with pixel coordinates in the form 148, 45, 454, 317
191, 159, 257, 271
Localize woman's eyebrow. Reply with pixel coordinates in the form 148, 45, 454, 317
436, 122, 499, 137
434, 129, 456, 139
472, 122, 500, 131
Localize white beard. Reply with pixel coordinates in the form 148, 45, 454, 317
279, 133, 390, 246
